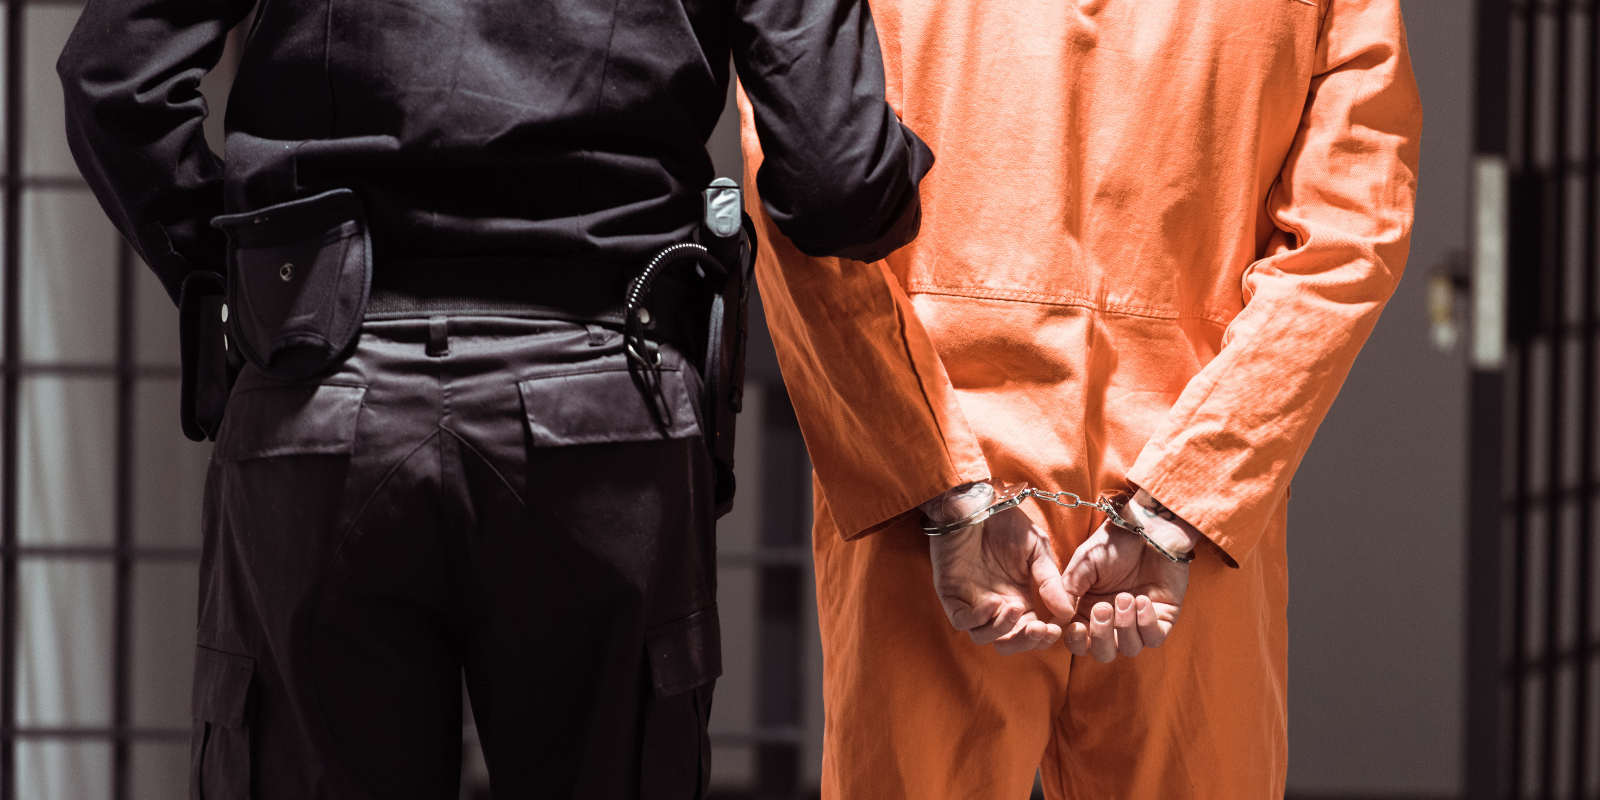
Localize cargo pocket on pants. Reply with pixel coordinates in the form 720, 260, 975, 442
190, 646, 255, 800
640, 606, 721, 800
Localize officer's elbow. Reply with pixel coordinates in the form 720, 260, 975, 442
762, 159, 926, 261
56, 50, 83, 110
773, 124, 932, 260
787, 190, 922, 262
56, 42, 103, 126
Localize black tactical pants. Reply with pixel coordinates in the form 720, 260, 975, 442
191, 316, 720, 800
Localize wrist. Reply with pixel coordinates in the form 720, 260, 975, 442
920, 480, 995, 525
1130, 489, 1203, 555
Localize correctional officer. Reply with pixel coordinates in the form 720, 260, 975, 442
56, 0, 931, 794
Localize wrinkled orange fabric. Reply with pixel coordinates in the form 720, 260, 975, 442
737, 0, 1421, 795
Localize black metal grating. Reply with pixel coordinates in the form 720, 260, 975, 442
0, 2, 203, 798
1468, 0, 1600, 797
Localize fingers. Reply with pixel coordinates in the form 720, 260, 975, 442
1059, 522, 1110, 599
1065, 621, 1090, 656
963, 599, 1026, 646
1113, 593, 1142, 657
1088, 602, 1118, 663
992, 613, 1063, 655
943, 593, 1003, 633
1135, 595, 1169, 649
1069, 595, 1175, 662
1030, 536, 1076, 623
1085, 594, 1145, 661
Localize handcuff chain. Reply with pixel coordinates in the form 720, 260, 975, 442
1022, 489, 1085, 509
1084, 495, 1196, 564
1019, 489, 1139, 533
922, 481, 1194, 564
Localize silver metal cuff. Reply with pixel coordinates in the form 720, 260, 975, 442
921, 481, 1032, 536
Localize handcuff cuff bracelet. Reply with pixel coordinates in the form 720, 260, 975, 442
920, 480, 1196, 564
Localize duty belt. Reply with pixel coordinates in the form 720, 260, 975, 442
362, 234, 754, 520
369, 256, 689, 336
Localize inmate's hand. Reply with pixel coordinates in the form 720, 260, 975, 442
923, 484, 1075, 655
1060, 490, 1201, 662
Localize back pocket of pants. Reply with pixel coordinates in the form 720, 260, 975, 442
518, 360, 701, 447
213, 383, 365, 463
190, 646, 254, 800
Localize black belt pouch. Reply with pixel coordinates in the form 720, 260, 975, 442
177, 270, 233, 442
210, 188, 372, 384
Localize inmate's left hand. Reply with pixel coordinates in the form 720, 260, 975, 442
925, 486, 1076, 655
1059, 489, 1202, 662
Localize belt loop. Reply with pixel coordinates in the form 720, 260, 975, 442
584, 324, 609, 347
426, 315, 449, 357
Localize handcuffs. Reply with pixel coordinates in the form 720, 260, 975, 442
920, 480, 1196, 564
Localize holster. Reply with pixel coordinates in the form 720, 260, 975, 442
700, 214, 756, 518
623, 180, 755, 518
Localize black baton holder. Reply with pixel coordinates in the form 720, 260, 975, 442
702, 215, 756, 517
177, 269, 238, 442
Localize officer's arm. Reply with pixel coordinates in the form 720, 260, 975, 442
57, 0, 253, 305
730, 0, 931, 262
1124, 0, 1423, 567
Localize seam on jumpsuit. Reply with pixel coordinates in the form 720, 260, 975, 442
888, 277, 975, 517
1047, 662, 1207, 800
903, 283, 1238, 327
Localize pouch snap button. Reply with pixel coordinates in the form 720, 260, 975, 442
637, 307, 652, 325
279, 263, 294, 281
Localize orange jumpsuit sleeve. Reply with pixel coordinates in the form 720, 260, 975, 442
737, 88, 990, 540
1125, 0, 1422, 566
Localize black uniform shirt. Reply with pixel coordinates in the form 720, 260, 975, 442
58, 0, 932, 303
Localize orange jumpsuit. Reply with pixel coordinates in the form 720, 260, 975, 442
736, 0, 1422, 795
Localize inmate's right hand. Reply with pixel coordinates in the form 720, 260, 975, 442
923, 484, 1075, 655
1059, 490, 1200, 662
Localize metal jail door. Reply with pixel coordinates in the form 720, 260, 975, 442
1464, 0, 1600, 797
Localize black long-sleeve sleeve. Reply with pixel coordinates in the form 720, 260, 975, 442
59, 0, 254, 303
58, 0, 929, 305
732, 0, 931, 261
